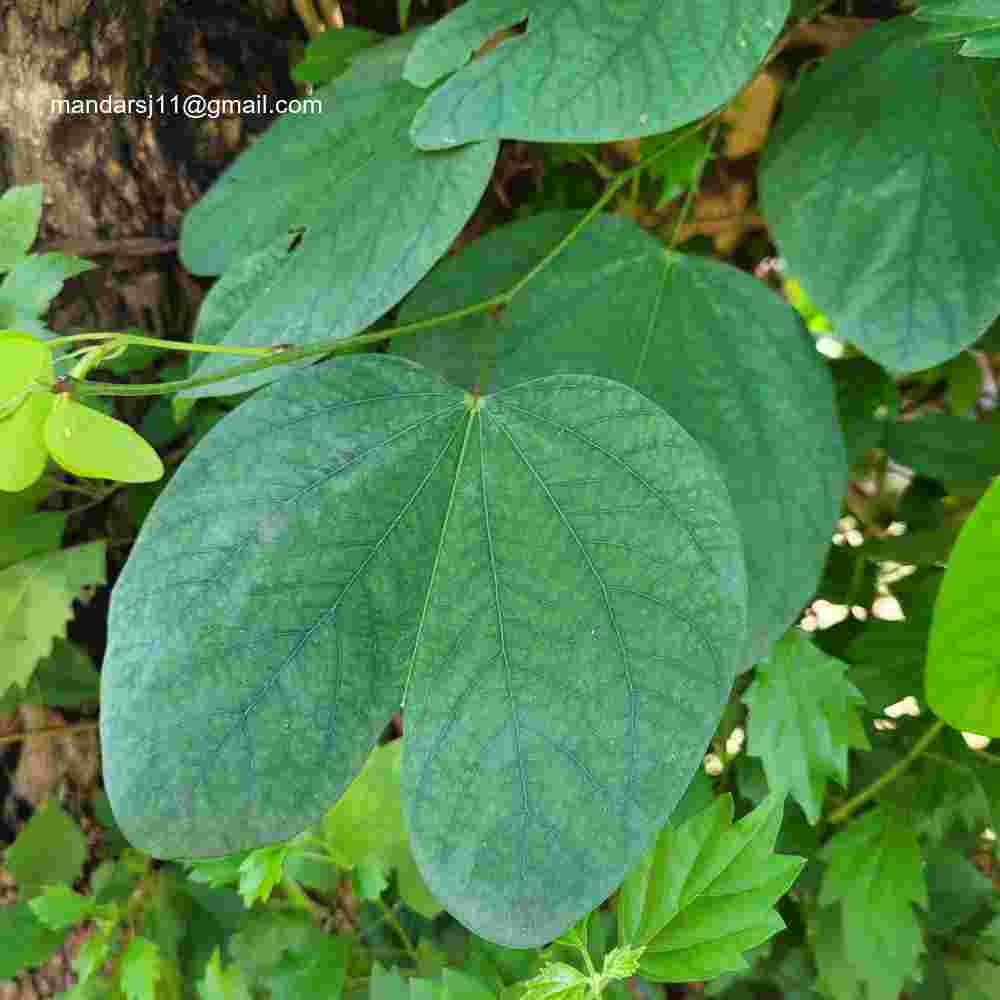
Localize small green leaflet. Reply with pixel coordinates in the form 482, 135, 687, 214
101, 356, 747, 946
119, 935, 162, 1000
760, 18, 1000, 373
819, 807, 927, 1000
926, 478, 1000, 735
917, 1, 1000, 58
5, 800, 89, 899
179, 44, 498, 398
618, 795, 804, 983
743, 631, 869, 824
28, 885, 103, 930
291, 26, 384, 85
0, 184, 43, 273
404, 0, 789, 148
0, 540, 106, 695
0, 903, 64, 979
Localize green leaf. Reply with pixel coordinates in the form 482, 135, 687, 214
519, 962, 588, 1000
760, 19, 1000, 373
843, 568, 942, 712
178, 66, 498, 398
829, 358, 896, 467
396, 212, 844, 666
292, 26, 384, 84
619, 795, 804, 983
198, 948, 253, 1000
887, 415, 1000, 483
265, 935, 350, 1000
404, 0, 790, 148
0, 252, 95, 318
45, 398, 164, 484
819, 807, 927, 1000
917, 1, 1000, 58
0, 540, 106, 694
812, 905, 864, 1000
236, 844, 290, 907
0, 902, 64, 979
5, 800, 88, 898
28, 885, 99, 930
0, 331, 55, 493
923, 845, 994, 933
927, 478, 1000, 735
0, 184, 43, 272
120, 935, 162, 1000
371, 963, 410, 1000
0, 510, 65, 570
74, 922, 114, 984
102, 356, 747, 947
743, 631, 869, 824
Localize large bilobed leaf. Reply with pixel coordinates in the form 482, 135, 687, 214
395, 213, 844, 667
618, 795, 804, 983
101, 356, 747, 947
760, 19, 1000, 374
926, 478, 1000, 735
404, 0, 790, 148
917, 1, 1000, 58
819, 808, 927, 1000
743, 631, 869, 824
178, 58, 498, 398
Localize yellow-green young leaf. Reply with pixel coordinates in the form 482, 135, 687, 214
0, 331, 54, 493
519, 962, 589, 1000
0, 540, 106, 694
236, 845, 290, 907
927, 477, 1000, 735
45, 397, 163, 483
5, 800, 88, 899
818, 808, 927, 1000
198, 948, 253, 1000
120, 936, 162, 1000
619, 795, 804, 983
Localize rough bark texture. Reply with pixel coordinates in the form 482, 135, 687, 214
0, 0, 302, 330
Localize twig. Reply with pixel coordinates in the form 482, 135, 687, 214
0, 720, 99, 747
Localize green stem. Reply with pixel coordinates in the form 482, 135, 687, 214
669, 118, 721, 250
70, 117, 719, 401
47, 331, 276, 357
827, 719, 947, 825
378, 900, 419, 963
280, 875, 326, 922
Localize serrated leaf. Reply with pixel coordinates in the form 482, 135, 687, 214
28, 885, 99, 930
819, 808, 927, 1000
0, 902, 64, 979
265, 935, 350, 1000
178, 64, 497, 398
119, 935, 161, 1000
924, 845, 994, 933
6, 800, 88, 898
102, 356, 747, 947
396, 212, 844, 666
74, 922, 114, 984
405, 0, 789, 148
0, 540, 106, 694
744, 631, 869, 824
927, 478, 1000, 735
45, 397, 164, 484
236, 844, 289, 907
520, 962, 588, 1000
760, 19, 1000, 373
0, 184, 43, 272
620, 795, 804, 983
0, 252, 94, 318
198, 948, 253, 1000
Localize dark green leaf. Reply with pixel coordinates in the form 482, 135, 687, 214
198, 948, 253, 1000
744, 631, 869, 824
5, 800, 88, 898
926, 478, 1000, 735
812, 905, 864, 1000
829, 358, 895, 467
397, 212, 844, 666
888, 415, 1000, 483
265, 935, 349, 1000
179, 63, 498, 397
405, 1, 789, 147
760, 19, 1000, 373
0, 902, 64, 979
0, 183, 43, 272
0, 638, 100, 712
102, 357, 747, 946
923, 845, 994, 933
819, 807, 927, 1000
0, 510, 64, 570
